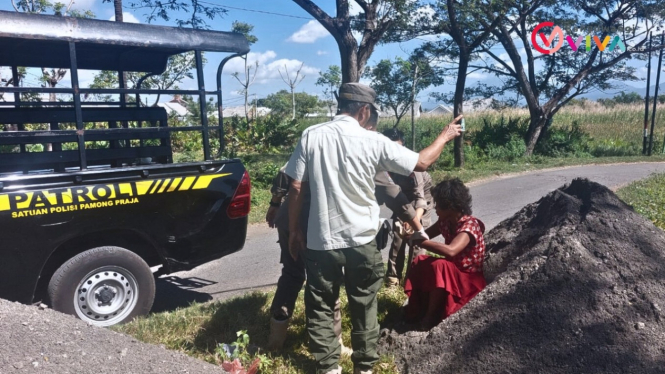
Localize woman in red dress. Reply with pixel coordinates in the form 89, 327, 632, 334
404, 177, 486, 330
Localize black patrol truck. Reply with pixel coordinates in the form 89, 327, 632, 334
0, 11, 251, 326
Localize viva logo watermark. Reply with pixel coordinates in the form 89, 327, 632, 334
531, 21, 626, 54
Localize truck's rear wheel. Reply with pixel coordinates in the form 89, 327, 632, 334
48, 246, 155, 327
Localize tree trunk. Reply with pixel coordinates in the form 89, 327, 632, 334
243, 58, 252, 129
114, 0, 123, 21
453, 55, 469, 168
339, 42, 360, 83
524, 113, 549, 156
291, 87, 296, 120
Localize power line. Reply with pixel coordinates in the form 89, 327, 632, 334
197, 1, 312, 20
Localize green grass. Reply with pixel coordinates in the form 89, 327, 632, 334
114, 281, 406, 373
616, 173, 665, 231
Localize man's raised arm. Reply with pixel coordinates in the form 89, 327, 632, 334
415, 115, 464, 171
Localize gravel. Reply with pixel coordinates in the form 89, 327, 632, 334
0, 299, 224, 374
380, 178, 665, 374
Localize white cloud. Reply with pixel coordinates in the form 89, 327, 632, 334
467, 71, 487, 79
288, 20, 330, 43
109, 12, 140, 24
69, 0, 96, 10
317, 50, 329, 56
225, 51, 319, 85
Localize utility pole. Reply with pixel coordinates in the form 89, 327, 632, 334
643, 32, 653, 155
649, 33, 664, 156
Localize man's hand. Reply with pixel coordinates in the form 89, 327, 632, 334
415, 114, 464, 171
289, 229, 306, 260
441, 115, 464, 143
266, 206, 279, 228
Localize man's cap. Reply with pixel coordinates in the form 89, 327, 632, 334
338, 83, 381, 111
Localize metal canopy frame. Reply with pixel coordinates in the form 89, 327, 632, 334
0, 11, 248, 172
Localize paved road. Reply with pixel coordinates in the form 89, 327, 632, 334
152, 162, 665, 311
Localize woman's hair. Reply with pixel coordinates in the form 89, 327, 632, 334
432, 177, 472, 216
382, 128, 404, 143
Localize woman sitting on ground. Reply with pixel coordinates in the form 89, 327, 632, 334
404, 177, 486, 330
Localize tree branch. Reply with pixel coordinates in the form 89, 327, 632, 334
354, 0, 369, 13
480, 47, 517, 76
292, 0, 340, 39
469, 65, 514, 77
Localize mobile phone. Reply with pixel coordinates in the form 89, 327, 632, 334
460, 118, 466, 132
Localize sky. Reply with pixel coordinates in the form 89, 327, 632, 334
0, 0, 661, 109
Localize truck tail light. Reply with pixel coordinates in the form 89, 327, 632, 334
227, 170, 251, 219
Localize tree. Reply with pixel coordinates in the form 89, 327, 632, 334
230, 21, 259, 125
122, 0, 226, 29
417, 0, 504, 167
316, 65, 342, 119
292, 0, 417, 83
613, 91, 643, 105
90, 52, 199, 106
279, 63, 306, 120
364, 56, 440, 128
259, 90, 320, 119
470, 0, 665, 156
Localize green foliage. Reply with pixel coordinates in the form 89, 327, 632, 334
14, 0, 95, 17
121, 0, 227, 29
231, 21, 258, 45
316, 65, 342, 116
470, 116, 528, 152
535, 122, 592, 158
599, 91, 645, 108
617, 173, 665, 231
89, 52, 199, 106
247, 160, 281, 190
215, 330, 268, 373
259, 90, 320, 119
364, 57, 441, 126
591, 139, 641, 157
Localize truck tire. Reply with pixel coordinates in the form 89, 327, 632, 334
48, 246, 155, 327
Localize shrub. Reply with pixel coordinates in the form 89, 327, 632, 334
535, 121, 592, 157
470, 116, 528, 151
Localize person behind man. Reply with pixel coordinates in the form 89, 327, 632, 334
381, 128, 434, 286
264, 108, 427, 352
285, 82, 462, 374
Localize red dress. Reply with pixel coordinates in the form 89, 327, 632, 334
403, 215, 487, 320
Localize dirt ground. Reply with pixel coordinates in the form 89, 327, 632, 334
0, 299, 224, 374
379, 178, 665, 374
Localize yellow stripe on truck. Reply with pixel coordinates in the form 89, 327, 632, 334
0, 173, 231, 215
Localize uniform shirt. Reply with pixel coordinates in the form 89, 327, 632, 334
285, 115, 419, 250
414, 171, 433, 212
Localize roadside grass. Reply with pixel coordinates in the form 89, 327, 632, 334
616, 173, 665, 231
114, 280, 406, 373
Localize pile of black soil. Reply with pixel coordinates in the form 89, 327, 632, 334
380, 178, 665, 374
